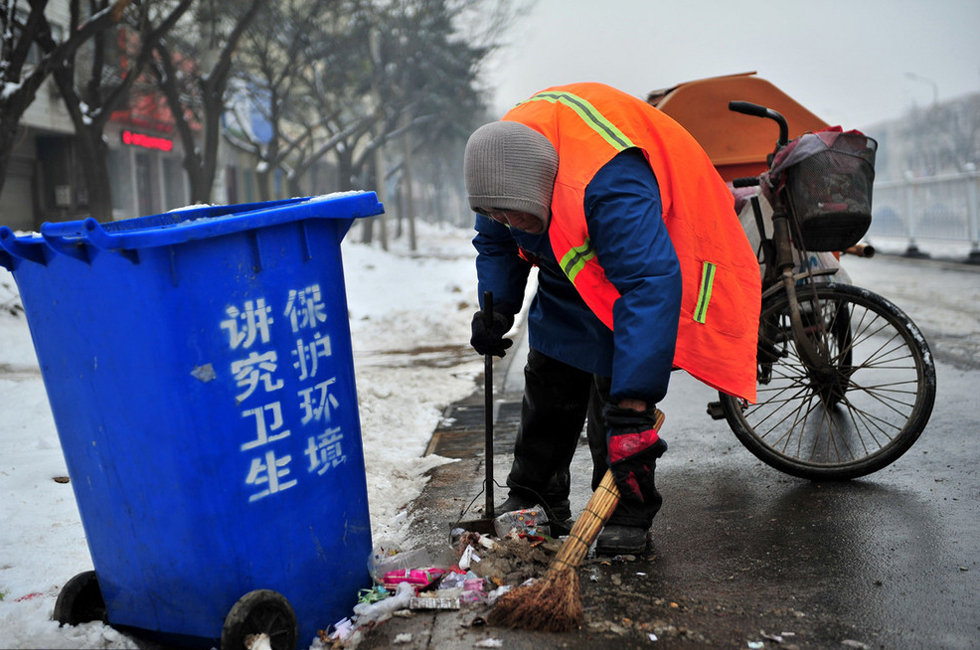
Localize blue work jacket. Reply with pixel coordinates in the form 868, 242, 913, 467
473, 148, 682, 403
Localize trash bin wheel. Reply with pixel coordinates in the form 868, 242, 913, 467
53, 570, 107, 626
221, 589, 298, 650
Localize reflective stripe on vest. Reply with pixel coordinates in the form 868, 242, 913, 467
523, 91, 635, 151
559, 238, 597, 283
523, 90, 633, 289
694, 261, 716, 324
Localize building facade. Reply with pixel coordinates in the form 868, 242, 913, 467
1, 2, 203, 232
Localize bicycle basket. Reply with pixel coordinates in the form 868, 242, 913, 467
783, 132, 877, 251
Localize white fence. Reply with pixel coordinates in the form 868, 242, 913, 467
870, 169, 980, 261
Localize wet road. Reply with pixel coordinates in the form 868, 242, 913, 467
366, 254, 979, 649
583, 365, 978, 648
581, 254, 979, 647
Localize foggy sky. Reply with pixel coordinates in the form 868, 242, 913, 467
483, 0, 980, 129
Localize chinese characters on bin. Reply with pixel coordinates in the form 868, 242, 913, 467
221, 284, 347, 503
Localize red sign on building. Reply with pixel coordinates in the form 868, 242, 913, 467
121, 130, 174, 152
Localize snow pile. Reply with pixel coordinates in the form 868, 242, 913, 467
343, 224, 482, 546
0, 219, 481, 649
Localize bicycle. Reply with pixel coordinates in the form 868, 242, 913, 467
708, 101, 936, 480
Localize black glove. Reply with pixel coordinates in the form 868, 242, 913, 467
470, 310, 514, 357
604, 404, 667, 504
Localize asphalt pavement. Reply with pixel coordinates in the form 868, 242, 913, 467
357, 256, 979, 650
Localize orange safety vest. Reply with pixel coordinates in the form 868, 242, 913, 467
503, 82, 760, 402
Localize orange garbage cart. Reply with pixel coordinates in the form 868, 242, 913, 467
648, 71, 828, 182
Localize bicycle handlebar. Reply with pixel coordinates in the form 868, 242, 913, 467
728, 100, 789, 148
728, 101, 769, 118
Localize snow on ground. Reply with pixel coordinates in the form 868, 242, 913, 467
0, 219, 481, 649
342, 224, 483, 547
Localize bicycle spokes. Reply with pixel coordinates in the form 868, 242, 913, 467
724, 283, 935, 479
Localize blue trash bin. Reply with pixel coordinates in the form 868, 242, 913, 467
0, 193, 384, 648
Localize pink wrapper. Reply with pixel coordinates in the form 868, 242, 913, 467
382, 567, 447, 591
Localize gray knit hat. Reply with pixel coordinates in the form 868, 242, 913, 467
464, 121, 558, 230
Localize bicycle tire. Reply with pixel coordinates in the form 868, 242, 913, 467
720, 282, 936, 480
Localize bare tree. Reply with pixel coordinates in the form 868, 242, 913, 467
225, 0, 346, 201
361, 0, 510, 247
0, 0, 127, 197
902, 96, 980, 176
872, 94, 980, 180
44, 0, 192, 219
150, 0, 265, 204
287, 0, 503, 247
229, 0, 507, 188
224, 0, 516, 250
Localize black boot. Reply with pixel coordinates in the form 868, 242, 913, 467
596, 525, 649, 555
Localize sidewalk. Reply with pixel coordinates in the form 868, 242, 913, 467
356, 325, 635, 649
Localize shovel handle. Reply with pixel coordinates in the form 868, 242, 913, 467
483, 291, 495, 519
483, 291, 494, 330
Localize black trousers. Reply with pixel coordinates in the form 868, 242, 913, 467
505, 348, 663, 528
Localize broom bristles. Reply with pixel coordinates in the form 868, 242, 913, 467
487, 566, 581, 632
488, 410, 666, 633
486, 472, 617, 633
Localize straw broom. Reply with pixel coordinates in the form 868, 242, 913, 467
489, 410, 665, 632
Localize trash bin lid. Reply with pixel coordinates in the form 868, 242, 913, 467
1, 192, 383, 268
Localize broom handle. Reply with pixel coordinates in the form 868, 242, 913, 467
552, 470, 620, 570
550, 409, 665, 571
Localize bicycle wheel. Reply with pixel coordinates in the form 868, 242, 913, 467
720, 282, 936, 480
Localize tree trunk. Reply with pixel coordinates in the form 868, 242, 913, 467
0, 123, 21, 198
195, 102, 222, 203
371, 130, 388, 251
402, 128, 417, 251
287, 173, 303, 198
256, 168, 273, 201
75, 128, 114, 220
336, 147, 355, 191
185, 155, 212, 206
0, 74, 48, 198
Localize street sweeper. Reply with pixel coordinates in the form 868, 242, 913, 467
463, 81, 760, 556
